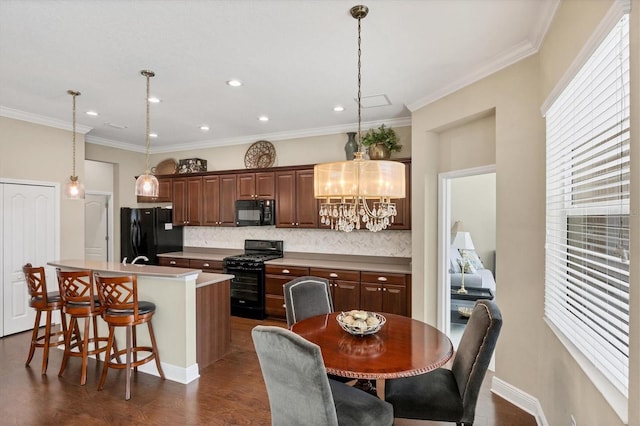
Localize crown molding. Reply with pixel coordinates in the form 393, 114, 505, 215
530, 0, 561, 50
85, 135, 146, 153
0, 106, 92, 134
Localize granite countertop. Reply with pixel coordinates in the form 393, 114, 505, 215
265, 256, 411, 274
196, 272, 235, 288
48, 259, 201, 278
158, 250, 241, 262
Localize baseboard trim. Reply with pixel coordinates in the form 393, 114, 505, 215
138, 362, 200, 384
491, 376, 548, 426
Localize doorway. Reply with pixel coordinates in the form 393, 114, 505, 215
438, 165, 496, 346
84, 192, 113, 262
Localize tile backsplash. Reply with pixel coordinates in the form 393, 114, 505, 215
185, 226, 411, 257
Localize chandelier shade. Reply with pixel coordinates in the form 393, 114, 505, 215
135, 69, 159, 198
64, 90, 85, 200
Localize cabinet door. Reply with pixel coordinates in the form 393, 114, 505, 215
172, 178, 188, 225
275, 171, 296, 227
360, 283, 383, 312
333, 280, 360, 312
158, 257, 190, 268
202, 175, 221, 226
187, 177, 203, 225
295, 169, 318, 228
219, 174, 237, 226
236, 173, 256, 200
389, 163, 411, 230
255, 172, 275, 199
382, 284, 407, 316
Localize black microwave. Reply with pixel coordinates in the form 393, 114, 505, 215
235, 199, 275, 226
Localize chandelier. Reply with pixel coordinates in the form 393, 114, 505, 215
63, 90, 85, 199
314, 5, 405, 232
135, 70, 159, 197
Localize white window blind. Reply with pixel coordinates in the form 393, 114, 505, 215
545, 14, 630, 396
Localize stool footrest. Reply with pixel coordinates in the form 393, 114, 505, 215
107, 347, 157, 370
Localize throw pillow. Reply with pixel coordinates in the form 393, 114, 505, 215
464, 250, 484, 270
450, 247, 462, 273
458, 258, 477, 274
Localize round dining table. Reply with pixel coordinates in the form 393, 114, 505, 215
291, 312, 454, 380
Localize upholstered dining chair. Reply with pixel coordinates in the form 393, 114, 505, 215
384, 299, 502, 426
283, 276, 333, 328
252, 325, 393, 426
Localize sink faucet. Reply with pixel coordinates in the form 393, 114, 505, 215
131, 255, 149, 264
122, 257, 128, 265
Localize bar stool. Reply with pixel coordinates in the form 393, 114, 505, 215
22, 263, 68, 374
94, 273, 165, 400
56, 268, 113, 385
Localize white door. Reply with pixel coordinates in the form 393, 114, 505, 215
2, 183, 56, 336
85, 194, 108, 261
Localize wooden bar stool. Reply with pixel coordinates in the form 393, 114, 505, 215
94, 273, 165, 400
56, 268, 113, 385
22, 263, 68, 375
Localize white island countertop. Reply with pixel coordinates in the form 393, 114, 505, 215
48, 259, 201, 278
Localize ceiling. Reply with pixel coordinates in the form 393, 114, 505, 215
0, 0, 558, 153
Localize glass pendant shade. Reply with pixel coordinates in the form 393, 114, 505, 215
64, 176, 85, 199
135, 172, 159, 197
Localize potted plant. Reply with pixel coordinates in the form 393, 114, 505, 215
361, 124, 401, 160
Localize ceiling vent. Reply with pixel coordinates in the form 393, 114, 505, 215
357, 94, 392, 109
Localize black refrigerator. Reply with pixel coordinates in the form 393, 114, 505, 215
120, 207, 183, 265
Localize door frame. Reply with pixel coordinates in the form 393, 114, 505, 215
85, 190, 114, 262
437, 165, 496, 334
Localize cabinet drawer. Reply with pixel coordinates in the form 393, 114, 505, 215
360, 271, 406, 286
265, 264, 309, 277
309, 268, 360, 282
158, 257, 190, 268
265, 295, 286, 318
189, 259, 223, 271
265, 278, 287, 296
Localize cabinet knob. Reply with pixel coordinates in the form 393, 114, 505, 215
203, 263, 210, 267
170, 261, 176, 265
383, 288, 387, 291
378, 288, 382, 291
329, 273, 338, 278
282, 269, 290, 274
377, 276, 388, 282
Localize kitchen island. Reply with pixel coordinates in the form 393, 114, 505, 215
47, 260, 233, 384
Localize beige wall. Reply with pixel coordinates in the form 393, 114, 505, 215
412, 0, 637, 424
84, 160, 114, 193
0, 116, 85, 259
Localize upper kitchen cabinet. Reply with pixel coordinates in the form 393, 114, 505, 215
203, 174, 237, 226
387, 161, 411, 230
137, 177, 172, 203
275, 168, 318, 228
172, 176, 203, 226
236, 172, 275, 200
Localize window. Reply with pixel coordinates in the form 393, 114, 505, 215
545, 14, 630, 398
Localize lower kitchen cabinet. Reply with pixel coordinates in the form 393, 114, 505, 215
360, 271, 409, 316
309, 267, 360, 313
189, 258, 224, 273
264, 264, 309, 319
158, 257, 190, 268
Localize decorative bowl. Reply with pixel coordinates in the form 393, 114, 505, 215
337, 310, 386, 336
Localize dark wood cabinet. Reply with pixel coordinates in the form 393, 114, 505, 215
359, 271, 409, 316
189, 258, 224, 273
264, 264, 310, 319
276, 168, 318, 228
389, 162, 411, 230
137, 177, 172, 203
309, 267, 360, 312
237, 172, 275, 200
203, 174, 237, 226
158, 257, 190, 268
172, 176, 203, 226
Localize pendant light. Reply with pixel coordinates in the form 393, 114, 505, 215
135, 70, 159, 197
63, 90, 85, 199
314, 5, 405, 232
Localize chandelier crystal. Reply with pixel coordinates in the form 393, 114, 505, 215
313, 5, 405, 232
63, 90, 85, 200
135, 70, 159, 197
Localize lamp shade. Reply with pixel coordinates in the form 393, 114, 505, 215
64, 177, 85, 200
453, 231, 475, 251
135, 173, 159, 197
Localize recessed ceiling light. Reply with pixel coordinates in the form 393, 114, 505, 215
149, 132, 158, 138
258, 116, 269, 122
333, 105, 345, 112
200, 125, 210, 131
86, 110, 99, 116
227, 79, 242, 87
148, 97, 161, 103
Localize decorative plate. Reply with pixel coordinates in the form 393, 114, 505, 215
153, 158, 178, 175
337, 311, 386, 336
244, 140, 276, 169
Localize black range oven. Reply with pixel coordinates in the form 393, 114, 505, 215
223, 239, 283, 319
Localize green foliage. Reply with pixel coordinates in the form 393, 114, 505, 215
360, 124, 402, 152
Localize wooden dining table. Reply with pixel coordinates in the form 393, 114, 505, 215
291, 312, 454, 380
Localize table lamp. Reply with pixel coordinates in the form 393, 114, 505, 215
453, 231, 475, 294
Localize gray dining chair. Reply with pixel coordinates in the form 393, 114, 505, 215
283, 276, 333, 328
384, 299, 502, 426
252, 325, 393, 426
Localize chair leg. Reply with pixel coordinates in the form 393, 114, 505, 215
132, 325, 138, 373
98, 326, 115, 391
147, 320, 165, 379
25, 309, 42, 367
92, 315, 101, 362
58, 316, 76, 378
41, 310, 53, 375
80, 316, 90, 385
125, 325, 132, 400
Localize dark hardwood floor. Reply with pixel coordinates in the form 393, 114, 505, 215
0, 316, 536, 425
